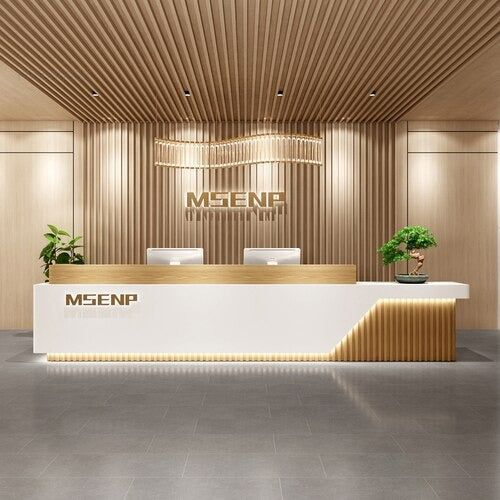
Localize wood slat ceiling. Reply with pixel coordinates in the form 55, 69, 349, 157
403, 39, 500, 120
0, 0, 498, 123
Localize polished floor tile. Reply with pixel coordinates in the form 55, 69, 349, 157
183, 453, 325, 478
320, 453, 468, 478
79, 415, 197, 434
20, 434, 153, 454
195, 415, 310, 435
426, 477, 500, 500
42, 453, 187, 477
0, 434, 36, 453
0, 329, 499, 498
166, 403, 271, 419
0, 478, 133, 500
0, 454, 56, 478
280, 477, 438, 499
148, 433, 275, 453
394, 433, 500, 454
450, 452, 500, 477
275, 434, 401, 454
126, 478, 281, 500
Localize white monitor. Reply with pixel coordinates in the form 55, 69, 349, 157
146, 248, 204, 265
243, 248, 301, 265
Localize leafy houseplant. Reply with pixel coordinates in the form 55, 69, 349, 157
39, 224, 84, 281
378, 226, 437, 284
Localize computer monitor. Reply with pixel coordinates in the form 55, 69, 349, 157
146, 248, 204, 265
243, 248, 301, 265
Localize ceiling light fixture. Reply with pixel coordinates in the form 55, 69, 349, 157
91, 90, 99, 97
154, 134, 323, 169
184, 89, 191, 97
277, 90, 284, 97
369, 90, 377, 97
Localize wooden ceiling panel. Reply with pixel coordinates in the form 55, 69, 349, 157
0, 0, 498, 122
0, 59, 74, 120
403, 39, 500, 119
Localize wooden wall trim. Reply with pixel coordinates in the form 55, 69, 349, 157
0, 121, 74, 132
395, 121, 408, 275
73, 121, 84, 238
0, 131, 73, 153
408, 121, 499, 132
408, 131, 498, 153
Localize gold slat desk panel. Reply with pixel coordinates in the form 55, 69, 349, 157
48, 264, 357, 285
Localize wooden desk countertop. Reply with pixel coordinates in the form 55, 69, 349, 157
48, 264, 357, 285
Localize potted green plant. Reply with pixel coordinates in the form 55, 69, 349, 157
378, 225, 437, 283
39, 224, 85, 281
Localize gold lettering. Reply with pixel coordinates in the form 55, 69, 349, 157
65, 293, 138, 306
210, 192, 228, 207
248, 192, 266, 207
110, 294, 124, 305
65, 294, 82, 305
186, 192, 209, 208
230, 192, 246, 207
269, 192, 285, 207
83, 294, 96, 306
125, 294, 138, 305
185, 191, 286, 208
97, 295, 109, 305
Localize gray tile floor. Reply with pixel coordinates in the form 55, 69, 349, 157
0, 330, 499, 499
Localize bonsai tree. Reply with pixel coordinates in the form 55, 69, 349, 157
39, 224, 84, 281
378, 226, 437, 275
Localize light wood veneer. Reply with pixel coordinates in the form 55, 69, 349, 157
0, 122, 75, 329
405, 120, 498, 329
48, 264, 357, 285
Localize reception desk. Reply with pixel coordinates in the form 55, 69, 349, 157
34, 265, 468, 362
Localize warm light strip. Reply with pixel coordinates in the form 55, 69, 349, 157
154, 134, 323, 168
47, 353, 330, 362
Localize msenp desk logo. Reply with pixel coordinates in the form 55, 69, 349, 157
65, 294, 138, 306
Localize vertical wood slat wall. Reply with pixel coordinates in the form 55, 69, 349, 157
81, 122, 395, 281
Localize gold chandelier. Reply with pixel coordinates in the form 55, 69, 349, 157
154, 133, 323, 169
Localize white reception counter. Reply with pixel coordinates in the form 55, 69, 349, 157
34, 268, 468, 362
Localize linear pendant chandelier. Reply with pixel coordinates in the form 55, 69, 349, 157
154, 134, 323, 168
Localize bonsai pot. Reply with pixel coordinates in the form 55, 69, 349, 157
395, 274, 429, 284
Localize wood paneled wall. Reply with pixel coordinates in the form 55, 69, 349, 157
403, 120, 498, 329
80, 122, 396, 281
0, 121, 75, 329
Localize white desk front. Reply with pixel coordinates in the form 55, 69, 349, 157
34, 281, 469, 361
